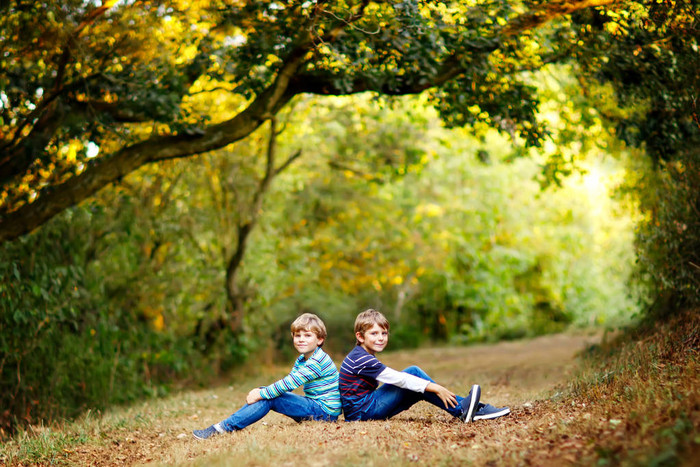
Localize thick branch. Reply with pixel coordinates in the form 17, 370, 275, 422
0, 32, 213, 183
0, 86, 297, 243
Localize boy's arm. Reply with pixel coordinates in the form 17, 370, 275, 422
259, 360, 322, 399
376, 368, 458, 408
424, 382, 458, 408
376, 367, 430, 392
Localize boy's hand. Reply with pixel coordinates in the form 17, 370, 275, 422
426, 383, 458, 409
246, 388, 263, 405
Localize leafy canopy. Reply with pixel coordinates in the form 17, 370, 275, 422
1, 0, 618, 242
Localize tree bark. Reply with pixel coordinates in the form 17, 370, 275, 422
223, 118, 302, 332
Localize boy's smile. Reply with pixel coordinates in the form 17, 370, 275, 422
293, 330, 323, 359
357, 323, 388, 355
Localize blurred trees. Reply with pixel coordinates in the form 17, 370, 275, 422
269, 94, 638, 347
1, 84, 640, 434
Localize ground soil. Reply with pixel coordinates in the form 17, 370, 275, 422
60, 331, 605, 466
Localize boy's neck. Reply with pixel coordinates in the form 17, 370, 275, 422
360, 344, 375, 355
302, 347, 318, 359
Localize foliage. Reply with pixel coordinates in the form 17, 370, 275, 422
401, 131, 638, 342
0, 0, 619, 242
571, 0, 699, 163
569, 0, 700, 308
0, 196, 220, 436
634, 150, 700, 311
257, 94, 639, 345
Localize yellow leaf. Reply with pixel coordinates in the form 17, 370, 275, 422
152, 314, 165, 331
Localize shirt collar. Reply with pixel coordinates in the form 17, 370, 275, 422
298, 346, 320, 361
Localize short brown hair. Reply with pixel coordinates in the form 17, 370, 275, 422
291, 313, 327, 345
354, 309, 389, 343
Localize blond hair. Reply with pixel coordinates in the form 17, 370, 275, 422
290, 313, 327, 345
354, 309, 389, 344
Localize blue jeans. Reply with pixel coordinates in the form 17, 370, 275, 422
355, 366, 464, 421
219, 392, 337, 432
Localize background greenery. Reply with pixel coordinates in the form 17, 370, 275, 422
0, 90, 641, 434
1, 0, 697, 438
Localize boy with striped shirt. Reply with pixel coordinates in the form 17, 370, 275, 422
339, 309, 510, 423
193, 313, 341, 439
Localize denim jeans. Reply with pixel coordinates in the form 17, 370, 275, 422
219, 392, 337, 432
355, 366, 464, 421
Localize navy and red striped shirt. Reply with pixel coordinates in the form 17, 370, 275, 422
338, 345, 386, 420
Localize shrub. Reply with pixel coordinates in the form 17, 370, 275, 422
634, 148, 700, 313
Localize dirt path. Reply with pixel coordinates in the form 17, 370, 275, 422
65, 331, 601, 466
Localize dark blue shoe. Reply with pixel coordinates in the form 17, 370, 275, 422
459, 384, 481, 422
473, 402, 510, 421
193, 424, 222, 440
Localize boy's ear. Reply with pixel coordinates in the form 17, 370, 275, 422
355, 331, 364, 343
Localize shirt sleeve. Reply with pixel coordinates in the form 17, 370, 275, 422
259, 358, 322, 399
376, 367, 430, 393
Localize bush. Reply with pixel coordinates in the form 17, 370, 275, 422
635, 148, 700, 312
0, 207, 218, 437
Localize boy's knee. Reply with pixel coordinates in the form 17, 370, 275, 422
252, 398, 272, 409
402, 365, 423, 375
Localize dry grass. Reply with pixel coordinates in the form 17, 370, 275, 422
559, 309, 700, 466
1, 322, 697, 466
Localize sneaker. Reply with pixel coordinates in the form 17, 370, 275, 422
459, 384, 481, 422
472, 402, 511, 421
193, 424, 223, 440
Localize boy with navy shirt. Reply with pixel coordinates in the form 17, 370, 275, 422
339, 309, 510, 422
193, 313, 341, 439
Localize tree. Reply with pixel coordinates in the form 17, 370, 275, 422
568, 0, 700, 307
1, 0, 618, 243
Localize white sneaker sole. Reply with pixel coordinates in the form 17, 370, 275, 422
473, 407, 511, 421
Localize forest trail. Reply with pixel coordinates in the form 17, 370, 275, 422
60, 331, 605, 466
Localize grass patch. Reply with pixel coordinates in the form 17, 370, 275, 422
0, 421, 91, 466
557, 308, 700, 465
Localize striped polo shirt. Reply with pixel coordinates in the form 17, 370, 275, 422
259, 347, 341, 416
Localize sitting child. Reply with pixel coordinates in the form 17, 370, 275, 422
193, 313, 341, 439
339, 309, 510, 422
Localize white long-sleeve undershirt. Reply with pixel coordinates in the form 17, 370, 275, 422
376, 367, 430, 393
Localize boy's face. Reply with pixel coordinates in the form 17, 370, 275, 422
292, 329, 323, 359
356, 323, 388, 355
